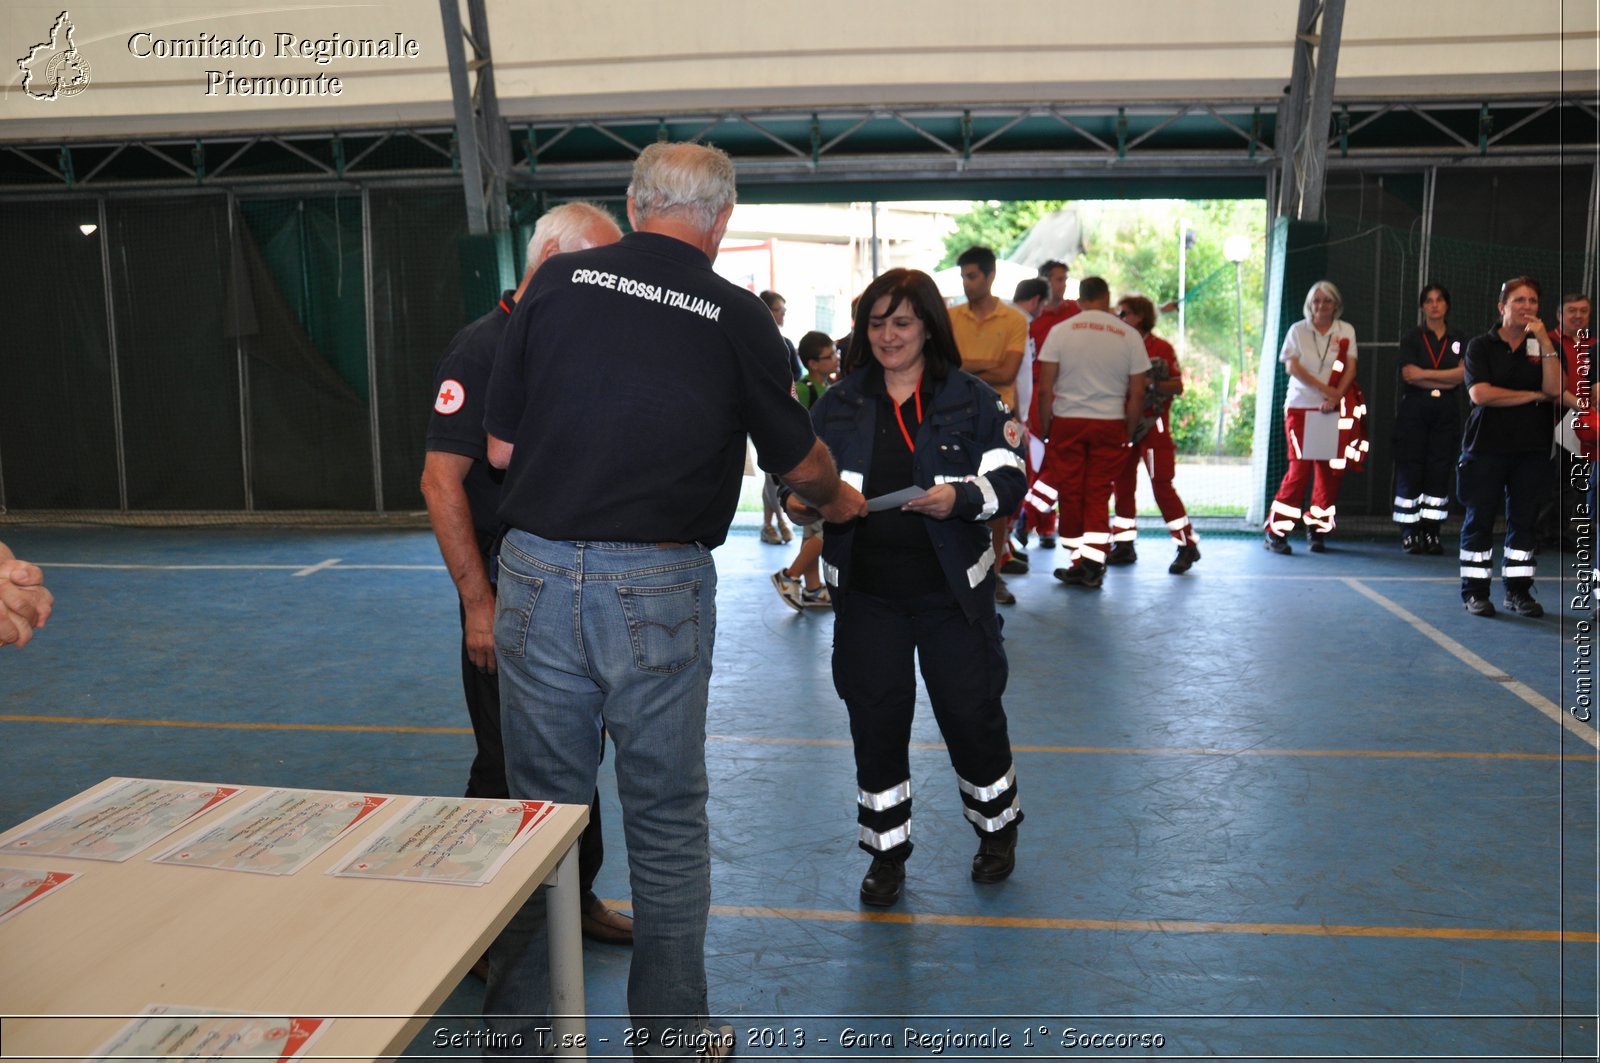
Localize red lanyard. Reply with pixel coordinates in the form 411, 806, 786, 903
891, 379, 923, 453
1419, 328, 1447, 370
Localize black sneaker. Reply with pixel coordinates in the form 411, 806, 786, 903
1503, 591, 1544, 618
1464, 596, 1496, 618
1424, 532, 1443, 555
859, 855, 905, 907
1106, 542, 1137, 565
1264, 531, 1292, 555
1053, 563, 1104, 589
1401, 532, 1422, 554
1169, 543, 1201, 574
999, 554, 1029, 575
1308, 531, 1327, 553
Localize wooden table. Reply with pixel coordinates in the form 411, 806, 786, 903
0, 779, 590, 1061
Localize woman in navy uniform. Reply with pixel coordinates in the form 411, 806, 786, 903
1457, 276, 1564, 618
1392, 283, 1467, 554
784, 268, 1027, 908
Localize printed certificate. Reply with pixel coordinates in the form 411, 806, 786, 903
329, 797, 555, 885
86, 1006, 328, 1062
0, 865, 81, 925
151, 790, 391, 875
0, 778, 241, 862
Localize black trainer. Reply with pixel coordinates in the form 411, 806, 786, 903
1464, 596, 1496, 618
1264, 531, 1292, 555
1423, 532, 1443, 555
1503, 591, 1544, 618
1401, 532, 1422, 554
1053, 563, 1104, 589
971, 827, 1017, 884
859, 855, 905, 907
1169, 543, 1201, 574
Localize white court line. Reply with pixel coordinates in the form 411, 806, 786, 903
292, 558, 343, 577
1343, 578, 1599, 749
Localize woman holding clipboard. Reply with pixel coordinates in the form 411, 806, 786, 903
1264, 280, 1364, 554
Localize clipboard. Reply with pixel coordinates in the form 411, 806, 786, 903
1299, 410, 1340, 461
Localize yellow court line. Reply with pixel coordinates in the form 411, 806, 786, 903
1, 717, 1593, 761
710, 734, 1595, 763
0, 714, 470, 736
690, 903, 1600, 943
1343, 578, 1600, 750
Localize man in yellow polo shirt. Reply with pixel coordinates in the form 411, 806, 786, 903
951, 246, 1029, 604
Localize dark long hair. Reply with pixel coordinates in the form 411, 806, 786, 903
841, 268, 963, 380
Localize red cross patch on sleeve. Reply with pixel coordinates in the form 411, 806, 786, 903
1003, 418, 1023, 448
434, 379, 465, 415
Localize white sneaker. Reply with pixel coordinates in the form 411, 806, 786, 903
770, 569, 803, 611
799, 585, 832, 608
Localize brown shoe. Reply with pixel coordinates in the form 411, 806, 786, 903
582, 897, 635, 945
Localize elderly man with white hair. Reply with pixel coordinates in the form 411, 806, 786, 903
421, 201, 634, 954
483, 142, 867, 1059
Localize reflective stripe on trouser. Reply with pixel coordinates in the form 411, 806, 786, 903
831, 583, 1015, 859
1393, 494, 1422, 525
1021, 438, 1058, 536
1112, 428, 1191, 541
1077, 530, 1111, 565
1040, 417, 1127, 561
1110, 516, 1139, 543
1457, 450, 1550, 598
1269, 409, 1344, 535
957, 765, 1021, 835
1394, 394, 1459, 528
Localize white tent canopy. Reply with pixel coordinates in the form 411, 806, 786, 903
2, 0, 1596, 141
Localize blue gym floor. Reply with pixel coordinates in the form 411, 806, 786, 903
1, 522, 1595, 1061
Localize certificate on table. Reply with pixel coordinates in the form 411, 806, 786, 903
0, 865, 81, 925
151, 790, 391, 875
0, 778, 242, 862
86, 1005, 328, 1062
329, 797, 556, 885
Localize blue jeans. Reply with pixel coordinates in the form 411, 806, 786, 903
485, 531, 717, 1059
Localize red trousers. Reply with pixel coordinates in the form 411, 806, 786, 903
1020, 435, 1058, 537
1040, 418, 1128, 564
1267, 408, 1345, 534
1111, 427, 1195, 544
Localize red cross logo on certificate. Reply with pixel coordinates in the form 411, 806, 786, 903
434, 379, 465, 415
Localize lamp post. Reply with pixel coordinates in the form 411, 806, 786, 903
1214, 235, 1251, 455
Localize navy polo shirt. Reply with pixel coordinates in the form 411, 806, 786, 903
484, 230, 817, 547
1462, 329, 1556, 456
425, 293, 513, 553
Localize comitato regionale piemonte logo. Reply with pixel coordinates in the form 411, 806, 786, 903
17, 10, 91, 101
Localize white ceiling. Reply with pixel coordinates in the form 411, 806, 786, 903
1, 0, 1595, 141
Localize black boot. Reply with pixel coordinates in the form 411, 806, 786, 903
971, 826, 1018, 883
859, 855, 905, 907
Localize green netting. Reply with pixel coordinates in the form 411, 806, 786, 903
1255, 165, 1593, 528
